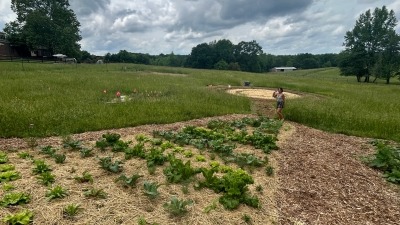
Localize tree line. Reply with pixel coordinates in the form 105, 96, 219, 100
3, 1, 400, 83
103, 44, 339, 73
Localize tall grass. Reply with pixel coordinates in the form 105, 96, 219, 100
0, 63, 399, 142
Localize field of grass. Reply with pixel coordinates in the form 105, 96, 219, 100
0, 62, 399, 142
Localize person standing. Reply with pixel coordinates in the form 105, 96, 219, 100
272, 88, 285, 120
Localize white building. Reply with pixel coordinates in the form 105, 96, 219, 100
271, 67, 297, 72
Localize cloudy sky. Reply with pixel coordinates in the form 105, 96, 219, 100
0, 0, 399, 56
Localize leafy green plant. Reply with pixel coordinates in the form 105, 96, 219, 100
63, 203, 82, 218
98, 157, 123, 173
234, 153, 264, 169
37, 172, 55, 186
62, 136, 83, 150
183, 150, 193, 158
2, 183, 15, 191
115, 173, 143, 188
256, 185, 263, 192
79, 148, 93, 158
146, 148, 167, 169
53, 154, 66, 164
137, 216, 160, 225
125, 143, 146, 160
163, 196, 193, 216
46, 185, 68, 201
143, 181, 161, 199
135, 134, 150, 142
0, 171, 21, 182
83, 187, 107, 199
40, 145, 57, 156
195, 155, 206, 162
265, 166, 274, 176
1, 192, 31, 207
0, 151, 9, 164
17, 152, 33, 159
3, 210, 33, 225
0, 164, 15, 172
242, 214, 252, 224
366, 141, 400, 184
32, 160, 52, 174
203, 200, 218, 213
163, 157, 200, 183
74, 171, 93, 183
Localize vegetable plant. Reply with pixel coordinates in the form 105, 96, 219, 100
46, 185, 68, 201
0, 151, 9, 164
32, 160, 52, 174
79, 148, 93, 158
40, 145, 57, 156
74, 171, 93, 183
83, 188, 107, 199
2, 210, 33, 225
37, 172, 55, 186
98, 157, 123, 173
1, 192, 31, 207
163, 196, 193, 216
115, 173, 143, 188
0, 171, 21, 183
163, 157, 200, 183
63, 203, 82, 218
143, 181, 161, 199
53, 154, 66, 164
0, 164, 15, 172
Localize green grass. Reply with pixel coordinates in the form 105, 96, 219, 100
0, 62, 399, 142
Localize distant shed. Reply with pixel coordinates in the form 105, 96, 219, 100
271, 67, 297, 72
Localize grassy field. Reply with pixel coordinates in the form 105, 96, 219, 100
0, 62, 399, 142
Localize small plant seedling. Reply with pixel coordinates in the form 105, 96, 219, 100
242, 214, 252, 224
256, 185, 263, 192
79, 148, 93, 158
83, 188, 107, 199
143, 181, 161, 199
62, 136, 83, 150
1, 192, 31, 207
32, 160, 52, 174
63, 203, 82, 218
265, 166, 274, 176
98, 157, 123, 173
53, 154, 66, 164
0, 151, 9, 164
195, 155, 206, 162
17, 152, 33, 159
163, 196, 193, 216
46, 185, 68, 201
37, 172, 55, 186
74, 171, 93, 183
204, 200, 218, 213
3, 210, 33, 225
115, 174, 143, 188
40, 145, 57, 156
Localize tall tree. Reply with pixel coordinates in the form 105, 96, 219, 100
340, 6, 400, 83
4, 0, 81, 58
234, 40, 263, 72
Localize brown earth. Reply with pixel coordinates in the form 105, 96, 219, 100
0, 88, 399, 225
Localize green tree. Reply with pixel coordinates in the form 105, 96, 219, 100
340, 6, 400, 83
4, 0, 81, 58
234, 40, 263, 72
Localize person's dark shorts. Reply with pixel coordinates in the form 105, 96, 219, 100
277, 101, 284, 108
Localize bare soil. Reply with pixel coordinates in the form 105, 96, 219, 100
0, 88, 399, 225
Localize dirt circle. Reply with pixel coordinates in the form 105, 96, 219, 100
226, 88, 301, 100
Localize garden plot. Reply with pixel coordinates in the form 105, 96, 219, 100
0, 116, 282, 225
226, 89, 301, 100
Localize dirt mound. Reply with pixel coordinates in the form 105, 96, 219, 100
227, 88, 301, 100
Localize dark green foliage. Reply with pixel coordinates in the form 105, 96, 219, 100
83, 188, 107, 199
37, 171, 55, 186
79, 148, 93, 158
163, 197, 193, 216
74, 171, 93, 183
366, 141, 400, 184
1, 192, 31, 207
17, 152, 33, 159
96, 132, 123, 150
146, 148, 167, 168
233, 153, 265, 169
62, 137, 83, 150
143, 181, 161, 199
63, 204, 82, 218
163, 157, 200, 183
46, 185, 68, 201
265, 166, 274, 177
32, 160, 52, 174
115, 174, 143, 188
124, 143, 146, 160
53, 154, 66, 164
98, 157, 123, 173
40, 146, 57, 157
112, 140, 131, 152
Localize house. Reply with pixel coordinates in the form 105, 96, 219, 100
271, 67, 297, 72
0, 32, 19, 59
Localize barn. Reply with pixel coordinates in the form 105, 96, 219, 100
271, 67, 297, 72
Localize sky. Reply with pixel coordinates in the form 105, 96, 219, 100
0, 0, 399, 56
